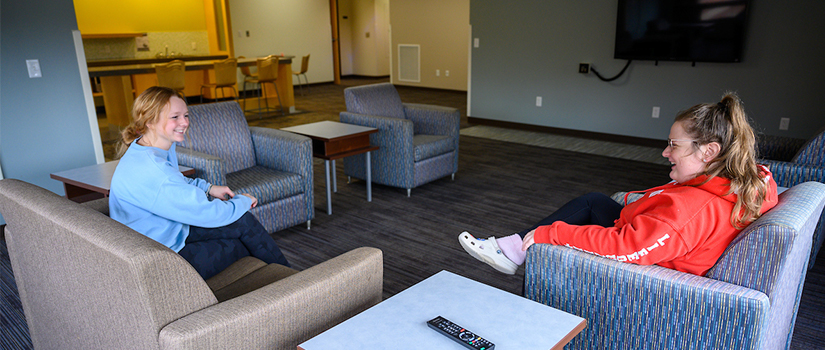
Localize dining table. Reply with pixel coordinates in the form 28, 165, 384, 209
87, 55, 296, 128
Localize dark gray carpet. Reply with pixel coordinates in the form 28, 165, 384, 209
2, 135, 823, 349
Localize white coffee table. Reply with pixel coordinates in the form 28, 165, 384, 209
298, 270, 586, 350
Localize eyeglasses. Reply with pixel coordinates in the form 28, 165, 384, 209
667, 138, 696, 148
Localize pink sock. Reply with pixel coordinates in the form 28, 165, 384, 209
497, 234, 526, 266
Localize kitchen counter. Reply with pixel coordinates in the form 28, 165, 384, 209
86, 55, 229, 67
87, 56, 294, 77
90, 55, 296, 128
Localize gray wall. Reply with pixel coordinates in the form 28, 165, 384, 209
1, 0, 99, 195
469, 0, 825, 141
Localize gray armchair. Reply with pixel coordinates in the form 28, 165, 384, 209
524, 182, 825, 350
177, 101, 314, 232
0, 179, 383, 350
339, 83, 460, 196
758, 129, 825, 268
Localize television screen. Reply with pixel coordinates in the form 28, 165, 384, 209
614, 0, 750, 63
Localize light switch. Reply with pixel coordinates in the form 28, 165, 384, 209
26, 59, 42, 78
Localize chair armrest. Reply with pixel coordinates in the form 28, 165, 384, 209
402, 103, 460, 137
609, 191, 644, 206
158, 247, 383, 350
525, 244, 769, 349
759, 159, 825, 188
249, 127, 313, 180
340, 111, 415, 162
176, 147, 227, 186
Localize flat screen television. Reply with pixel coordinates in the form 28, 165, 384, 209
614, 0, 750, 63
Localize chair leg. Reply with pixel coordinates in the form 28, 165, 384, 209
307, 220, 311, 230
295, 75, 304, 96
452, 173, 455, 181
272, 80, 284, 115
407, 188, 411, 197
259, 82, 269, 118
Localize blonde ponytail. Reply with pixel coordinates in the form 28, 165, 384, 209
676, 93, 767, 228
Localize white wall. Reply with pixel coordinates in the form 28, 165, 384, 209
389, 0, 469, 90
229, 0, 335, 86
348, 0, 390, 76
338, 0, 355, 75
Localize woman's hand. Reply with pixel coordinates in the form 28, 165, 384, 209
209, 185, 235, 200
240, 193, 258, 208
522, 229, 537, 251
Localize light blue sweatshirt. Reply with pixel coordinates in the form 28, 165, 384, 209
109, 141, 252, 252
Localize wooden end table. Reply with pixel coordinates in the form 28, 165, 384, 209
282, 121, 379, 215
50, 160, 194, 203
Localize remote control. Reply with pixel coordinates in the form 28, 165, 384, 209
427, 316, 495, 350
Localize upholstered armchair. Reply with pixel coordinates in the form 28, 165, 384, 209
339, 83, 460, 196
178, 101, 313, 233
524, 182, 825, 350
0, 179, 383, 350
758, 130, 825, 268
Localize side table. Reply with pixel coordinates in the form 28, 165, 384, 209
50, 160, 194, 203
282, 121, 379, 215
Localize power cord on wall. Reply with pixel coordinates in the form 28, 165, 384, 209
591, 60, 633, 82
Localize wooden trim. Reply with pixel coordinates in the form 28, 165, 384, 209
330, 0, 341, 85
467, 117, 664, 148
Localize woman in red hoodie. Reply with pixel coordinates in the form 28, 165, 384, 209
460, 93, 778, 276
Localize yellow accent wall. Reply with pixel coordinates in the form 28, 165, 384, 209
73, 0, 207, 33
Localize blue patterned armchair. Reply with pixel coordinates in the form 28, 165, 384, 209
758, 130, 825, 268
177, 101, 314, 233
524, 182, 825, 350
339, 83, 460, 196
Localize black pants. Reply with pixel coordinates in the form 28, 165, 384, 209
178, 212, 290, 279
517, 192, 623, 238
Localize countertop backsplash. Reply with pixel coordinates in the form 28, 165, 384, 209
84, 31, 210, 61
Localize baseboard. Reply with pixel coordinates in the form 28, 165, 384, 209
341, 75, 390, 80
466, 117, 663, 148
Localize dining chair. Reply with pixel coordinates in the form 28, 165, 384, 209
243, 55, 284, 116
154, 60, 186, 95
199, 58, 238, 103
238, 55, 258, 100
293, 54, 310, 95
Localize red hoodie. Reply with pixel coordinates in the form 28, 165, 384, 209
533, 165, 778, 276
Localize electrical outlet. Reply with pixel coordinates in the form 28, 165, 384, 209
536, 96, 542, 107
579, 63, 590, 74
474, 38, 479, 48
26, 59, 42, 78
779, 118, 790, 130
191, 42, 197, 50
436, 69, 440, 76
445, 70, 450, 77
652, 106, 660, 119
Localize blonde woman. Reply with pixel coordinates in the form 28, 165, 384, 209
110, 86, 289, 279
460, 93, 778, 276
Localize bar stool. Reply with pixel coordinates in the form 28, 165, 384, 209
292, 54, 310, 95
155, 60, 186, 95
200, 58, 238, 103
238, 56, 257, 100
243, 55, 284, 116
